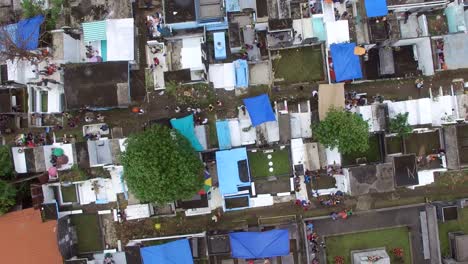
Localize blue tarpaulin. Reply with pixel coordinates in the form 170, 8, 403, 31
213, 32, 227, 60
1, 15, 44, 51
234, 59, 249, 88
330, 43, 362, 82
215, 148, 251, 196
216, 120, 231, 150
170, 115, 203, 151
243, 94, 276, 127
229, 229, 290, 259
365, 0, 388, 18
140, 239, 194, 264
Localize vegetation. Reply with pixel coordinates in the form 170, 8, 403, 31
21, 0, 63, 30
0, 146, 13, 179
314, 108, 370, 155
248, 149, 291, 178
60, 185, 78, 203
166, 82, 215, 108
71, 214, 104, 253
0, 180, 17, 215
121, 125, 204, 204
325, 227, 412, 264
389, 113, 412, 137
272, 46, 324, 83
438, 207, 468, 256
341, 134, 382, 166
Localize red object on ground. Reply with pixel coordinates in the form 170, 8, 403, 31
153, 57, 160, 66
132, 107, 141, 113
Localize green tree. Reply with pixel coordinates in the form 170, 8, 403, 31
21, 0, 63, 30
314, 108, 370, 155
121, 125, 204, 204
0, 180, 16, 215
389, 112, 412, 137
0, 146, 13, 179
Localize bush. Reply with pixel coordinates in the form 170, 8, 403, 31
0, 146, 13, 179
121, 125, 204, 204
389, 113, 412, 137
313, 108, 370, 155
0, 180, 16, 215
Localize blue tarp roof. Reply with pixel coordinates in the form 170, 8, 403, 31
213, 32, 227, 60
215, 148, 251, 196
365, 0, 388, 18
243, 94, 276, 127
330, 43, 363, 82
216, 120, 231, 150
140, 239, 194, 264
229, 229, 290, 259
234, 59, 249, 88
1, 15, 44, 51
170, 115, 203, 151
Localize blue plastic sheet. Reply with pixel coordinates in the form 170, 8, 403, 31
1, 15, 44, 51
170, 115, 203, 151
243, 94, 276, 127
213, 32, 227, 60
234, 59, 249, 88
330, 43, 363, 82
365, 0, 388, 18
215, 148, 251, 196
216, 120, 231, 150
229, 229, 290, 259
140, 239, 194, 264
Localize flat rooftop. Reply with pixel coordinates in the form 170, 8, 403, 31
63, 62, 130, 110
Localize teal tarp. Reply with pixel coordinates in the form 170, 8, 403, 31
170, 115, 203, 151
82, 20, 107, 42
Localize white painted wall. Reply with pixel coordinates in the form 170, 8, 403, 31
418, 15, 429, 37
416, 37, 435, 76
63, 33, 81, 63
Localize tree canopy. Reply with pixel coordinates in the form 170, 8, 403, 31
0, 146, 13, 179
121, 125, 204, 204
389, 112, 412, 137
0, 180, 16, 215
314, 108, 370, 155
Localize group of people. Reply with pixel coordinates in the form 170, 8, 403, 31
345, 91, 368, 111
318, 191, 344, 207
330, 209, 353, 220
306, 222, 326, 259
15, 132, 47, 147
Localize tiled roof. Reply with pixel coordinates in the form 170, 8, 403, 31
0, 208, 62, 264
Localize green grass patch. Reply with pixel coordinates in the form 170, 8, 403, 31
61, 185, 77, 203
272, 46, 324, 83
248, 148, 291, 178
41, 92, 48, 112
342, 134, 382, 166
438, 207, 468, 257
386, 136, 403, 154
325, 227, 412, 264
206, 112, 218, 149
71, 214, 104, 253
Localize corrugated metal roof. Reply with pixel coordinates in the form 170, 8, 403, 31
82, 20, 107, 42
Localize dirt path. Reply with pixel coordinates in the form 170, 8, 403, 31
346, 68, 468, 101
